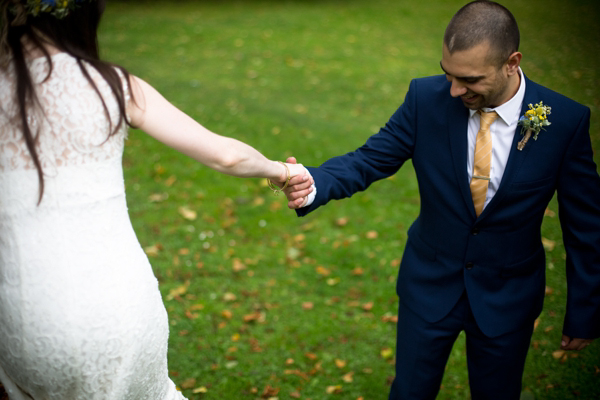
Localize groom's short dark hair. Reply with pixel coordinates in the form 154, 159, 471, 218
444, 1, 520, 68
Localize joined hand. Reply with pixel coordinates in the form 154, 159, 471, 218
283, 156, 314, 209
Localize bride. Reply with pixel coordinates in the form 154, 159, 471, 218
0, 0, 311, 399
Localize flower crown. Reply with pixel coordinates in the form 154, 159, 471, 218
25, 0, 89, 19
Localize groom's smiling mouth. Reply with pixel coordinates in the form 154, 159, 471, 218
462, 94, 479, 103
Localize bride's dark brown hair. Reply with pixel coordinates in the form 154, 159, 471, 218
0, 0, 133, 203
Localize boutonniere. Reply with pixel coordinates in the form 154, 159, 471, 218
517, 101, 552, 151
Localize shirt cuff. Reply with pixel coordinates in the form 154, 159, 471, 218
304, 183, 316, 207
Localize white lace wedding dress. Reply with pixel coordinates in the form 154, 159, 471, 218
0, 53, 186, 399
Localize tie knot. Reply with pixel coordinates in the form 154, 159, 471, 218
478, 110, 498, 131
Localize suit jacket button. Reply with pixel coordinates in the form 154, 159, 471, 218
465, 262, 474, 270
471, 228, 480, 235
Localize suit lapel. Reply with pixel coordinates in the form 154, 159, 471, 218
478, 76, 539, 220
447, 98, 477, 219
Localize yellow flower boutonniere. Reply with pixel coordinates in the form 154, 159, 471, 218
517, 101, 552, 151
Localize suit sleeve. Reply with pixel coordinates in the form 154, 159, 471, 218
556, 106, 600, 339
296, 79, 419, 216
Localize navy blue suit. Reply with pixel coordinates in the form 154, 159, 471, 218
297, 74, 600, 397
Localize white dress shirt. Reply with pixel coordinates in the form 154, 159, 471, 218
303, 69, 526, 208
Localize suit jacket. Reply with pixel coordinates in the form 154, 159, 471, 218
297, 74, 600, 339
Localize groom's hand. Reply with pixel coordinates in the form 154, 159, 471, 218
284, 156, 314, 209
561, 334, 593, 351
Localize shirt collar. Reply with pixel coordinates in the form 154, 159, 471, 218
469, 68, 526, 126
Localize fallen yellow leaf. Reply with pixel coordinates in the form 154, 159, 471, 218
326, 385, 343, 394
366, 230, 378, 239
166, 281, 189, 301
144, 243, 162, 257
316, 266, 331, 276
342, 371, 354, 383
178, 206, 197, 221
381, 348, 394, 359
541, 237, 556, 251
552, 350, 565, 359
192, 386, 208, 394
362, 302, 374, 311
223, 292, 237, 302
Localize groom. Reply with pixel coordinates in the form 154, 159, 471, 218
283, 1, 600, 399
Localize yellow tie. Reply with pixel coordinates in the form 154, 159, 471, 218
470, 110, 498, 217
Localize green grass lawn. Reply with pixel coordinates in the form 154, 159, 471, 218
100, 1, 600, 398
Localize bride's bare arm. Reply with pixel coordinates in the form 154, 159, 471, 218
126, 75, 306, 184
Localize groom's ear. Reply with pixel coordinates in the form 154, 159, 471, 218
505, 52, 522, 76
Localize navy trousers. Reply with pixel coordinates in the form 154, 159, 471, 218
389, 293, 534, 400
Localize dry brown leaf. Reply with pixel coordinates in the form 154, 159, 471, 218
269, 201, 282, 211
148, 192, 168, 202
352, 267, 364, 276
336, 217, 349, 226
185, 310, 198, 320
221, 310, 233, 319
552, 350, 565, 359
165, 175, 177, 187
544, 326, 554, 333
180, 378, 196, 389
316, 266, 331, 276
166, 282, 189, 301
261, 384, 280, 398
223, 292, 237, 302
335, 359, 346, 368
285, 358, 295, 365
362, 302, 374, 311
294, 234, 306, 242
302, 302, 314, 310
243, 312, 263, 323
342, 371, 354, 383
305, 353, 318, 360
232, 258, 246, 272
541, 237, 556, 251
144, 244, 162, 257
290, 391, 301, 398
284, 369, 310, 380
544, 208, 556, 217
366, 230, 378, 239
545, 286, 554, 296
382, 314, 398, 323
533, 318, 540, 331
325, 385, 342, 394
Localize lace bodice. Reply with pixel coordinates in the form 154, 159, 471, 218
0, 53, 185, 399
0, 52, 126, 213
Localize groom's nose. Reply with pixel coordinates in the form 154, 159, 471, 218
449, 79, 468, 97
